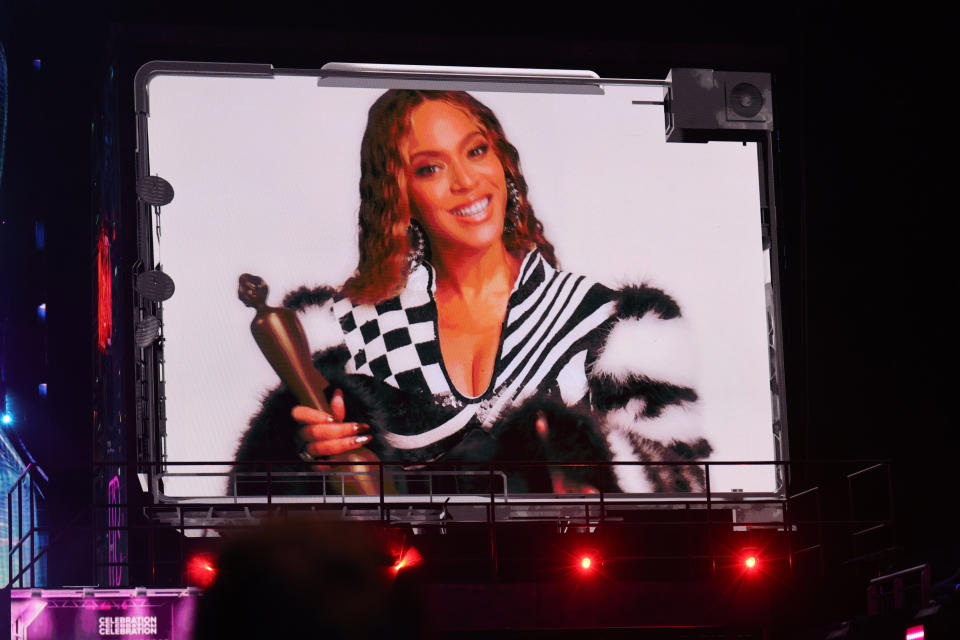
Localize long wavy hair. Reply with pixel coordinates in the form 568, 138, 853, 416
342, 90, 558, 303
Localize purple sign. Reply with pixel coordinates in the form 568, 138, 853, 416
10, 590, 197, 640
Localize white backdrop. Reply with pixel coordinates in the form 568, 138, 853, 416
144, 73, 777, 496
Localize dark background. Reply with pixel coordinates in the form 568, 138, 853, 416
0, 0, 954, 596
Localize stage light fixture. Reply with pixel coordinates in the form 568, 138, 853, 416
136, 270, 176, 302
664, 69, 773, 143
393, 546, 422, 573
575, 550, 601, 573
1, 412, 12, 425
185, 554, 218, 590
136, 175, 174, 207
134, 316, 161, 348
729, 82, 764, 118
738, 546, 762, 573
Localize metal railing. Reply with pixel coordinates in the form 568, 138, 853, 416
867, 563, 931, 615
0, 457, 890, 588
2, 455, 898, 589
82, 458, 899, 585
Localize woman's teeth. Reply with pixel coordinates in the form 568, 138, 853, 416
451, 197, 490, 218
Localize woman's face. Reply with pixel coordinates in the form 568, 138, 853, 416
401, 100, 508, 256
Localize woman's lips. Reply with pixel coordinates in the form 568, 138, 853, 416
450, 196, 491, 218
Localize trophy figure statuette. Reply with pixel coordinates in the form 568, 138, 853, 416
238, 273, 392, 495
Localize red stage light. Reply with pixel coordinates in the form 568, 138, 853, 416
393, 546, 422, 573
905, 625, 924, 640
185, 554, 217, 589
739, 547, 761, 571
96, 226, 113, 352
580, 556, 592, 570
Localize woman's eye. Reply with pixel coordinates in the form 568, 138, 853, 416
468, 144, 488, 158
415, 164, 440, 177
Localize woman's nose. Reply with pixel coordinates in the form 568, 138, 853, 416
449, 160, 478, 191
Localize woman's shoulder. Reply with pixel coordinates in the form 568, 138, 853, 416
280, 284, 339, 311
543, 255, 685, 325
585, 277, 697, 419
283, 269, 438, 385
533, 253, 693, 388
277, 283, 348, 355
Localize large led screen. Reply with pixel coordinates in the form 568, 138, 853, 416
138, 66, 781, 498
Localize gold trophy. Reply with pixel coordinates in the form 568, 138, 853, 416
238, 273, 390, 495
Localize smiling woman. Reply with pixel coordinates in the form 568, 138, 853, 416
343, 91, 556, 304
404, 100, 519, 398
232, 89, 711, 495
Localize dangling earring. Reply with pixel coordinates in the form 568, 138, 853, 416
505, 178, 521, 231
407, 219, 426, 271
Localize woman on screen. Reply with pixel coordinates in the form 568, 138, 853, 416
233, 90, 710, 494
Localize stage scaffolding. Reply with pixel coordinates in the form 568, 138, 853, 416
77, 458, 896, 588
1, 456, 898, 596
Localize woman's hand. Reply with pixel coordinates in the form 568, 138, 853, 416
535, 412, 599, 495
293, 389, 372, 460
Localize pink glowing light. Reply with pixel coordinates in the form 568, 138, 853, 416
17, 599, 48, 632
905, 625, 924, 640
108, 475, 123, 586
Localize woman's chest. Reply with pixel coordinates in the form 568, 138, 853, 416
436, 296, 509, 398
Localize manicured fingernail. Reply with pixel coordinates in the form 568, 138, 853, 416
355, 435, 370, 444
535, 417, 548, 437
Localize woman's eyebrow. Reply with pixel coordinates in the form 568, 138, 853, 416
408, 148, 444, 162
458, 130, 486, 149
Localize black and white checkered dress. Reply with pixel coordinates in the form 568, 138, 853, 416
316, 250, 617, 460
